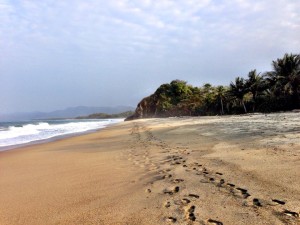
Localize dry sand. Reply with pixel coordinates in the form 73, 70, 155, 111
0, 112, 299, 225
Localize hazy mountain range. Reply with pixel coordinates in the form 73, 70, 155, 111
0, 106, 135, 121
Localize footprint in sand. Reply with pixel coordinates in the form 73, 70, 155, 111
185, 205, 196, 221
209, 177, 215, 182
207, 218, 223, 225
173, 178, 184, 183
163, 174, 173, 179
217, 179, 225, 187
164, 201, 171, 208
166, 216, 177, 223
188, 194, 200, 199
200, 178, 210, 183
181, 198, 191, 205
272, 199, 285, 205
253, 198, 262, 207
236, 187, 251, 199
283, 209, 299, 218
226, 183, 235, 187
164, 186, 180, 195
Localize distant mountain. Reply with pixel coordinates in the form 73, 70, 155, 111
39, 106, 135, 119
76, 111, 134, 119
0, 106, 135, 121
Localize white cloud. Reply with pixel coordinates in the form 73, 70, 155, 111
1, 0, 299, 59
1, 0, 300, 112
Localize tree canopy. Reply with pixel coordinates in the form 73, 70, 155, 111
127, 53, 300, 120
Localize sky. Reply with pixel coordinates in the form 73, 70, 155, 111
0, 0, 299, 113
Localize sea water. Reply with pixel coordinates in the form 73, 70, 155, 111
0, 119, 123, 149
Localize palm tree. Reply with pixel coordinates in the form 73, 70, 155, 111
215, 85, 227, 115
229, 77, 248, 113
245, 70, 265, 111
199, 83, 215, 114
266, 53, 300, 103
201, 83, 214, 102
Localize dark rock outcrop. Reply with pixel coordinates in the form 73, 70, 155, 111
125, 95, 158, 121
125, 80, 193, 121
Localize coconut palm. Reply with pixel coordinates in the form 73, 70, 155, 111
266, 53, 300, 102
245, 70, 265, 111
229, 77, 248, 113
215, 85, 227, 115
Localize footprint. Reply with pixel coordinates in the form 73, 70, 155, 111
173, 178, 184, 183
217, 179, 225, 187
236, 187, 247, 193
227, 183, 235, 187
166, 217, 177, 223
272, 199, 285, 205
208, 219, 223, 225
283, 210, 299, 218
174, 186, 180, 193
181, 198, 191, 205
200, 179, 209, 183
216, 172, 223, 175
253, 198, 262, 207
186, 205, 196, 221
242, 192, 251, 199
164, 201, 171, 208
188, 194, 200, 199
164, 186, 180, 195
236, 187, 251, 198
187, 205, 195, 213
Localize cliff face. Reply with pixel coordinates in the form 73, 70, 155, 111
125, 80, 194, 121
125, 95, 158, 121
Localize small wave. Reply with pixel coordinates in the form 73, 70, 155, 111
2, 123, 48, 139
0, 119, 123, 148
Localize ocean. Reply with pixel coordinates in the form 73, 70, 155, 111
0, 118, 123, 150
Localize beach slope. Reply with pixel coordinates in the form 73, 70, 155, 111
0, 112, 299, 225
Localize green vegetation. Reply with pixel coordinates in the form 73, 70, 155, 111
76, 111, 134, 119
130, 53, 300, 118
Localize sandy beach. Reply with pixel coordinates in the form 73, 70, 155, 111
0, 112, 299, 225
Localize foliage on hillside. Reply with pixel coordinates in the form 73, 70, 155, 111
127, 53, 300, 120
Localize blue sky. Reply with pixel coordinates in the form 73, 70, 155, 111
0, 0, 299, 113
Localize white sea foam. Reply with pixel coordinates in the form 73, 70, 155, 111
0, 119, 123, 148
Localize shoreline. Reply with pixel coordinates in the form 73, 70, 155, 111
0, 113, 299, 224
0, 119, 125, 152
2, 111, 299, 152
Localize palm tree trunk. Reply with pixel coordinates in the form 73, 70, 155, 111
220, 98, 224, 115
241, 100, 247, 113
252, 92, 256, 112
292, 84, 300, 107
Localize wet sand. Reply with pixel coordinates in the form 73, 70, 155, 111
0, 112, 299, 225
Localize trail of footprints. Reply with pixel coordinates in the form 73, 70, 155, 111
158, 154, 226, 224
128, 123, 299, 224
